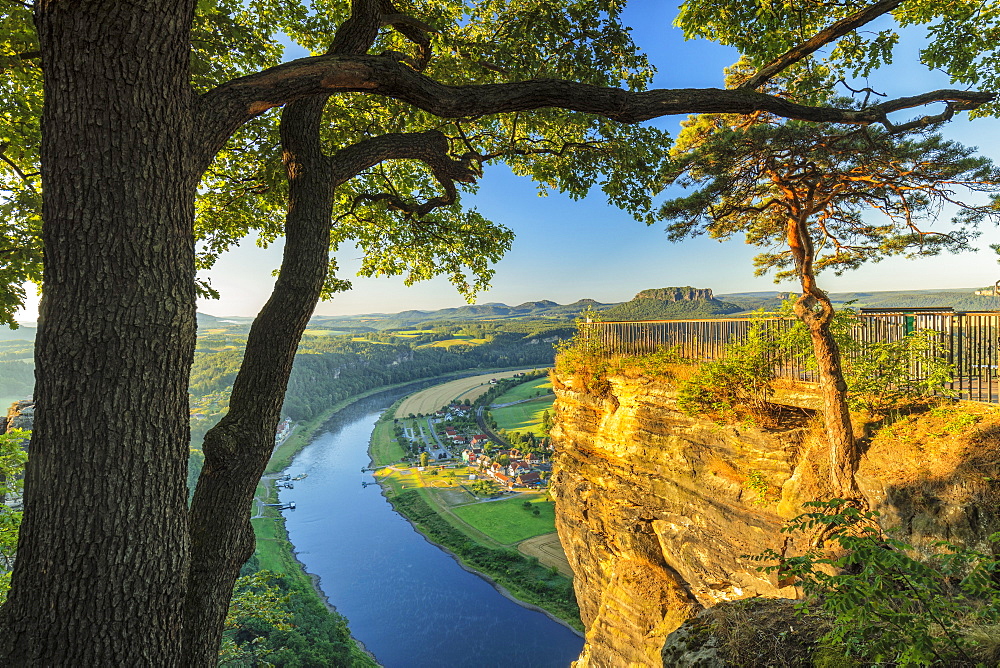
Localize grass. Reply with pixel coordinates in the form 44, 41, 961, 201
492, 376, 553, 404
369, 407, 407, 467
350, 337, 394, 344
492, 396, 555, 436
249, 481, 312, 591
301, 329, 343, 336
452, 494, 556, 544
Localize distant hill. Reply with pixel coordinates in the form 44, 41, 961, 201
601, 287, 743, 321
302, 298, 618, 330
192, 286, 1000, 332
0, 324, 36, 342
715, 288, 1000, 313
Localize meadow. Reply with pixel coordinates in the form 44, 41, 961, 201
491, 396, 555, 436
451, 493, 556, 544
491, 377, 553, 404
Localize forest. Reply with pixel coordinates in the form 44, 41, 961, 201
188, 319, 569, 437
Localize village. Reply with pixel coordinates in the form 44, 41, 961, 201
395, 382, 555, 495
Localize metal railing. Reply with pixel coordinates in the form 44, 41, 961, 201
577, 311, 1000, 404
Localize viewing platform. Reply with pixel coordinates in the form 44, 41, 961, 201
577, 308, 1000, 404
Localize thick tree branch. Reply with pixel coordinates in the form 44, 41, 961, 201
0, 50, 40, 70
194, 53, 995, 165
741, 0, 906, 91
328, 129, 478, 190
334, 130, 479, 217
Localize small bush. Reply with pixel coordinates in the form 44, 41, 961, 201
846, 330, 955, 415
754, 499, 1000, 666
677, 316, 802, 425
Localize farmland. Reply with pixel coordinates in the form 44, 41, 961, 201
417, 337, 489, 348
394, 368, 544, 418
492, 377, 553, 404
451, 493, 556, 544
518, 533, 573, 577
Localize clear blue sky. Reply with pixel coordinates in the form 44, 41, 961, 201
16, 2, 1000, 322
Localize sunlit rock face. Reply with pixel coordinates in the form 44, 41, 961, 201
2, 400, 34, 435
550, 372, 1000, 667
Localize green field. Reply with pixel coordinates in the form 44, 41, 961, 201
369, 412, 407, 467
492, 396, 555, 436
417, 336, 488, 348
452, 494, 555, 544
301, 329, 343, 336
492, 376, 552, 404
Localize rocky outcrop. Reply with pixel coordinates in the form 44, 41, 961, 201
633, 287, 714, 302
550, 372, 1000, 667
2, 400, 34, 436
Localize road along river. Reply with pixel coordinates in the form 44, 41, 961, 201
277, 390, 584, 668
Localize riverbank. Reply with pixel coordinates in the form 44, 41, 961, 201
365, 406, 583, 633
266, 365, 543, 475
253, 365, 560, 664
250, 478, 379, 666
386, 485, 583, 637
385, 487, 583, 634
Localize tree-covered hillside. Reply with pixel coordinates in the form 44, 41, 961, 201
0, 362, 32, 403
189, 320, 569, 430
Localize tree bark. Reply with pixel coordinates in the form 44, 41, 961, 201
182, 96, 333, 666
182, 5, 384, 663
0, 1, 199, 665
787, 213, 859, 497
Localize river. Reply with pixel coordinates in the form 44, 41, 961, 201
277, 390, 584, 668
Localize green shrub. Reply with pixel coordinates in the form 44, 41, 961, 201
845, 330, 955, 414
754, 499, 1000, 666
677, 315, 803, 424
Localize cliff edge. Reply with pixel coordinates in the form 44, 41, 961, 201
549, 371, 1000, 667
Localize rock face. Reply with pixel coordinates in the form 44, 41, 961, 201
2, 400, 34, 436
549, 372, 1000, 667
633, 287, 714, 302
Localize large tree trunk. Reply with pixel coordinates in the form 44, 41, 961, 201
182, 96, 333, 665
0, 1, 199, 664
786, 214, 859, 497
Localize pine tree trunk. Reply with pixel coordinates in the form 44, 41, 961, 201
0, 1, 198, 664
786, 212, 859, 497
795, 295, 859, 497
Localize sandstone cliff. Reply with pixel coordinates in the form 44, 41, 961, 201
2, 400, 34, 436
549, 371, 1000, 667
